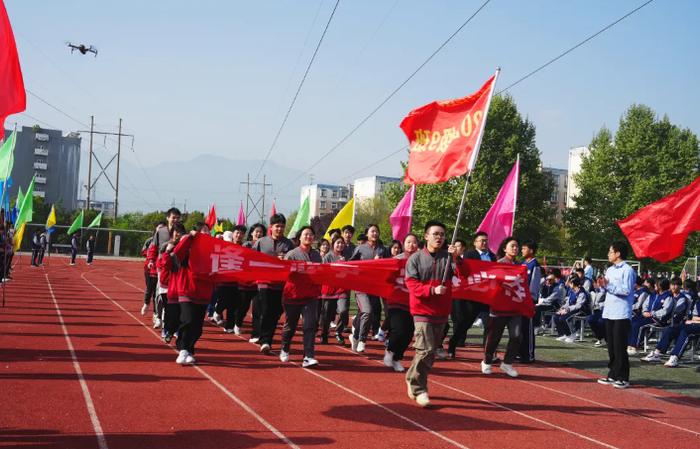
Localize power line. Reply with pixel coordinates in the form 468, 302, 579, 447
255, 0, 341, 179
25, 88, 90, 129
280, 0, 492, 190
497, 0, 655, 94
339, 145, 407, 183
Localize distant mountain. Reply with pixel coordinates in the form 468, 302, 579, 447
79, 152, 307, 218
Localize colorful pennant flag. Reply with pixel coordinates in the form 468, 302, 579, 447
287, 196, 310, 239
389, 185, 415, 242
67, 209, 84, 235
477, 157, 520, 255
323, 198, 354, 241
236, 202, 246, 226
87, 211, 102, 229
45, 204, 56, 233
0, 129, 16, 181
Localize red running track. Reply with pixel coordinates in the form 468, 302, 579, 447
1, 257, 699, 449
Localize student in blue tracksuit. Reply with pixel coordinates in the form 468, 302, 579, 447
70, 234, 79, 265
632, 276, 652, 317
554, 276, 588, 343
517, 240, 542, 363
628, 278, 675, 354
587, 275, 607, 346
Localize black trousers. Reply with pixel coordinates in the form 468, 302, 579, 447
484, 315, 522, 365
533, 304, 555, 328
70, 248, 77, 264
31, 249, 40, 265
87, 251, 94, 264
387, 308, 414, 361
370, 296, 382, 335
605, 319, 631, 382
237, 289, 256, 328
448, 299, 488, 353
258, 288, 283, 346
163, 295, 180, 336
214, 285, 240, 330
518, 316, 535, 362
319, 299, 338, 338
176, 302, 207, 354
38, 249, 46, 265
143, 273, 157, 307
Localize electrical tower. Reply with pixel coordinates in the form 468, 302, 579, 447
240, 174, 272, 224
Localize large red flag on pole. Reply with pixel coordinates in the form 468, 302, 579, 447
477, 156, 520, 254
400, 72, 498, 184
0, 1, 26, 133
617, 175, 700, 263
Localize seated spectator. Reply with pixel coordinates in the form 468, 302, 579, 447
533, 269, 565, 334
554, 277, 589, 343
575, 267, 593, 294
587, 275, 607, 347
632, 276, 652, 317
628, 278, 676, 355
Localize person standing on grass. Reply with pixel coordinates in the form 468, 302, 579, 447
405, 221, 459, 407
279, 226, 322, 368
70, 233, 79, 265
383, 233, 419, 373
481, 236, 523, 378
253, 214, 294, 354
240, 223, 266, 337
597, 241, 636, 389
320, 236, 349, 345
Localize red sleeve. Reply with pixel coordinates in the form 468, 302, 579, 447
405, 277, 433, 299
157, 251, 171, 273
172, 235, 194, 263
146, 244, 158, 266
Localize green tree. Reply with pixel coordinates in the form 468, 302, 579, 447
565, 104, 700, 268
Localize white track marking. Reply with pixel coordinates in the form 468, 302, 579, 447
45, 274, 109, 449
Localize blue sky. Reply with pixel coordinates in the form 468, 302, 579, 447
5, 0, 699, 211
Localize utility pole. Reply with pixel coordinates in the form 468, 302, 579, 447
87, 115, 94, 208
114, 118, 122, 219
240, 173, 272, 224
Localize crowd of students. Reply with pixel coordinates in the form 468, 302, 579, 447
140, 208, 700, 407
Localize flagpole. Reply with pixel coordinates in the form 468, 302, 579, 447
442, 68, 501, 283
511, 153, 520, 234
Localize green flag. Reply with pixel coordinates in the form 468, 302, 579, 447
87, 211, 102, 228
287, 195, 310, 239
67, 210, 84, 235
15, 176, 35, 228
16, 186, 23, 209
0, 130, 16, 181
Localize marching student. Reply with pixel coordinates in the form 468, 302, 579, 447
597, 241, 636, 389
628, 277, 674, 354
158, 223, 186, 343
320, 236, 349, 345
383, 233, 419, 373
518, 240, 542, 363
553, 276, 589, 343
587, 275, 607, 347
448, 232, 496, 358
144, 208, 181, 327
241, 223, 266, 337
482, 236, 522, 378
341, 225, 355, 259
405, 221, 458, 407
389, 240, 402, 257
334, 225, 356, 334
280, 226, 322, 368
141, 223, 163, 323
213, 228, 246, 333
349, 224, 387, 353
164, 224, 214, 365
319, 238, 330, 259
253, 214, 294, 354
86, 235, 95, 265
70, 233, 79, 265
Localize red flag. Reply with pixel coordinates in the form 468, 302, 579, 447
205, 204, 217, 230
0, 1, 26, 132
618, 175, 700, 262
401, 72, 498, 184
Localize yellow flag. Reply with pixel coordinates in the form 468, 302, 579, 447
13, 222, 25, 251
323, 198, 355, 241
46, 204, 57, 230
214, 222, 224, 233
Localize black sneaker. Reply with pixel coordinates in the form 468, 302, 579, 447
597, 377, 615, 385
613, 380, 630, 389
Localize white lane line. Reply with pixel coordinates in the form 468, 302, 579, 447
453, 357, 700, 438
45, 273, 109, 449
80, 273, 300, 449
113, 275, 471, 449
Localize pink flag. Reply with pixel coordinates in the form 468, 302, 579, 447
390, 185, 415, 242
477, 157, 520, 255
236, 202, 246, 226
0, 1, 26, 132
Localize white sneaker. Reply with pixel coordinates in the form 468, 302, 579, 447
594, 339, 605, 347
374, 329, 386, 342
481, 361, 492, 374
212, 312, 224, 326
233, 325, 242, 335
641, 351, 660, 362
224, 327, 235, 334
279, 350, 289, 362
260, 343, 271, 354
555, 335, 568, 341
500, 363, 519, 377
184, 354, 196, 364
533, 326, 543, 336
473, 318, 483, 328
140, 304, 148, 316
302, 357, 319, 368
176, 350, 188, 365
330, 322, 337, 329
349, 334, 359, 352
627, 347, 638, 356
415, 392, 431, 407
152, 313, 158, 324
664, 355, 679, 367
435, 348, 447, 360
153, 318, 162, 329
392, 361, 405, 372
564, 336, 575, 344
249, 337, 260, 343
356, 341, 366, 353
383, 350, 394, 368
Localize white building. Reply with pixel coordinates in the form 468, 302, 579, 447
299, 184, 351, 218
542, 167, 568, 220
353, 175, 401, 204
566, 146, 589, 208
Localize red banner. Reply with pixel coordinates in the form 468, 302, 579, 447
189, 235, 533, 316
0, 1, 26, 132
401, 73, 496, 184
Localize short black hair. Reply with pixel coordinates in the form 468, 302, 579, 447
331, 235, 345, 247
609, 241, 629, 260
659, 278, 670, 290
248, 223, 266, 238
233, 225, 247, 233
357, 233, 367, 242
570, 276, 582, 287
193, 222, 208, 232
635, 276, 644, 286
643, 277, 656, 287
670, 277, 682, 286
166, 207, 181, 217
424, 220, 446, 233
295, 225, 314, 240
683, 279, 696, 291
473, 231, 488, 241
548, 268, 562, 278
584, 256, 592, 264
454, 238, 467, 247
404, 233, 419, 243
341, 225, 355, 233
172, 223, 186, 234
497, 236, 519, 255
270, 213, 287, 226
521, 240, 538, 253
575, 267, 585, 276
328, 228, 341, 237
391, 239, 401, 247
365, 224, 380, 235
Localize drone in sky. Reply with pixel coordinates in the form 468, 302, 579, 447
66, 42, 98, 57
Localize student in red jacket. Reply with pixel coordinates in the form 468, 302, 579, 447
405, 221, 459, 407
280, 226, 322, 368
164, 223, 214, 365
157, 223, 186, 343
